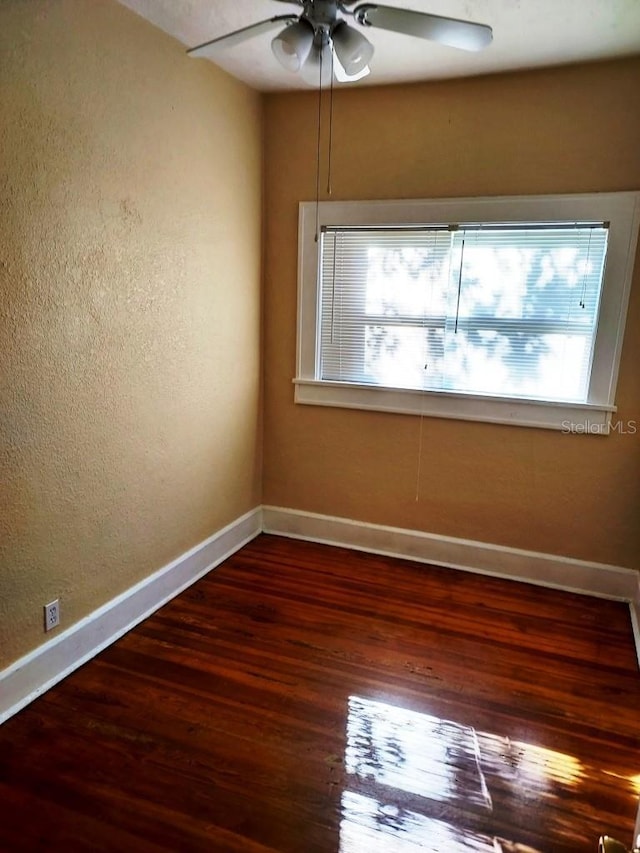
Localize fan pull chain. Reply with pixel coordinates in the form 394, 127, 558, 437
415, 407, 425, 502
327, 50, 334, 196
314, 47, 324, 243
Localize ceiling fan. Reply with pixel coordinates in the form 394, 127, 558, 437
187, 1, 493, 85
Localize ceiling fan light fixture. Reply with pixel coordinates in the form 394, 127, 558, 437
333, 53, 371, 83
331, 20, 374, 76
271, 20, 314, 72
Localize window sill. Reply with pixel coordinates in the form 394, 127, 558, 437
293, 378, 616, 433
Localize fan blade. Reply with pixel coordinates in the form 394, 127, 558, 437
187, 15, 298, 57
354, 4, 492, 51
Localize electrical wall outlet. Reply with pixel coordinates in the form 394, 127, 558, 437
44, 599, 60, 632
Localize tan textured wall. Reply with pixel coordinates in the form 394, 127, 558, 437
0, 0, 262, 667
263, 59, 640, 569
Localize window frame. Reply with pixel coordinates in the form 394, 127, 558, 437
295, 193, 640, 432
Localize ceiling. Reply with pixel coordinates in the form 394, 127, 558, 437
118, 0, 640, 91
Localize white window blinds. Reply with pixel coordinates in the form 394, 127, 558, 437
319, 223, 609, 403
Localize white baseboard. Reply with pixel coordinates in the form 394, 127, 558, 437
262, 505, 639, 602
0, 507, 262, 725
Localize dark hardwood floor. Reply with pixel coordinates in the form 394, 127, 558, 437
1, 534, 639, 852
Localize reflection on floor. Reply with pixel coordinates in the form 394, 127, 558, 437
340, 692, 631, 851
345, 696, 492, 808
339, 690, 635, 851
340, 790, 504, 853
342, 695, 552, 851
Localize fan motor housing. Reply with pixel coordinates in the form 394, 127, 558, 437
303, 0, 342, 29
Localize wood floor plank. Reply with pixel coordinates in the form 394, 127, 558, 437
1, 534, 638, 852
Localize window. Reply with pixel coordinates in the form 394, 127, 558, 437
295, 193, 639, 431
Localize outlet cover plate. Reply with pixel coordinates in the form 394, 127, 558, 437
44, 599, 60, 632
